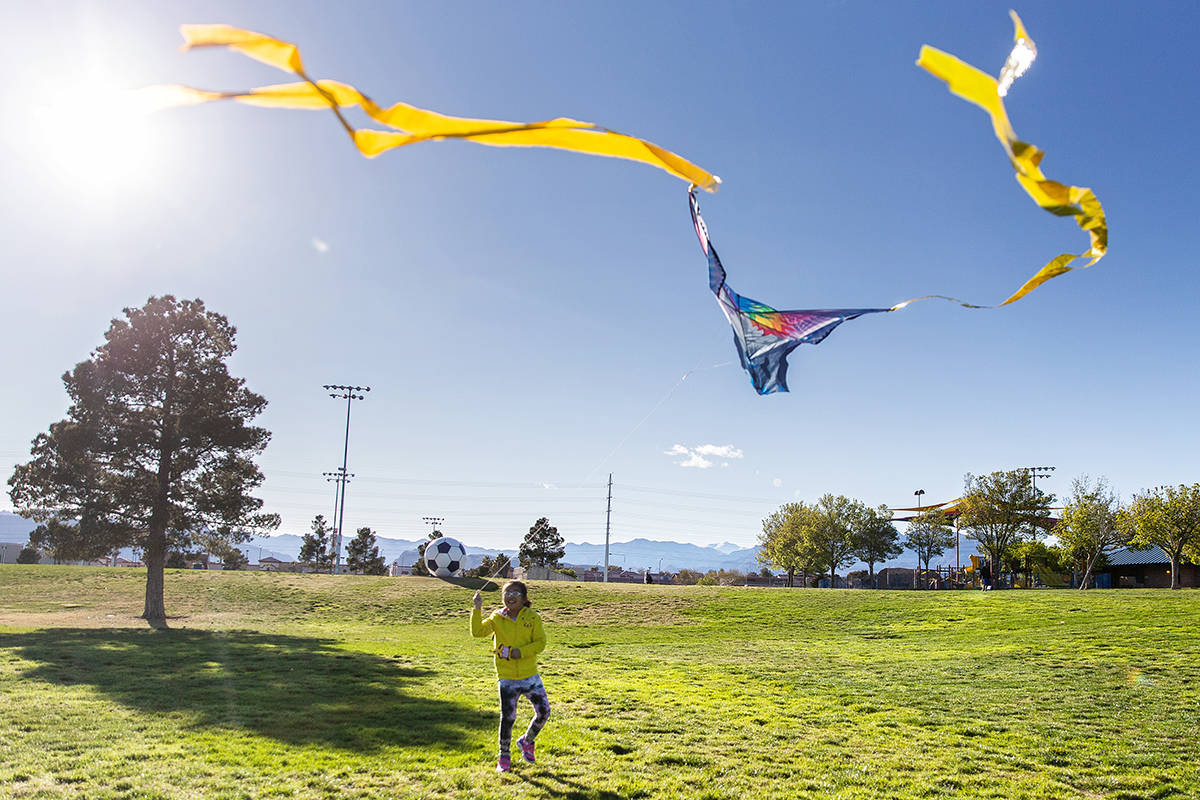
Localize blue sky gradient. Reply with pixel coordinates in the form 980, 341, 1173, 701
2, 2, 1197, 551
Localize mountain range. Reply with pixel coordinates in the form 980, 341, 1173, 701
0, 511, 979, 572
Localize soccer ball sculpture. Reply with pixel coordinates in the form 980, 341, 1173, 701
425, 537, 466, 577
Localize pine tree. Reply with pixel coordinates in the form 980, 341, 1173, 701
346, 526, 387, 575
298, 515, 334, 571
8, 297, 278, 623
519, 518, 565, 568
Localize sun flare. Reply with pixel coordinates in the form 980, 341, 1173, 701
30, 77, 163, 197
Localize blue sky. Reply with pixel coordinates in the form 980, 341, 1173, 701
1, 2, 1197, 552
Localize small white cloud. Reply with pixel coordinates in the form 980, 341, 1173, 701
666, 443, 741, 469
540, 482, 558, 490
772, 478, 783, 488
695, 444, 744, 459
312, 237, 330, 253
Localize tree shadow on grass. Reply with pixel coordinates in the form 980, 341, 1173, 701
0, 628, 488, 752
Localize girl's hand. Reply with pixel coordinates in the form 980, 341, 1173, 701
509, 647, 521, 660
472, 591, 482, 610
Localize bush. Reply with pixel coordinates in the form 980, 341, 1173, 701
16, 546, 40, 564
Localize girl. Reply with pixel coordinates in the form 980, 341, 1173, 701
471, 580, 550, 773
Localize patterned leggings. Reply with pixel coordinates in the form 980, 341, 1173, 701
497, 674, 551, 756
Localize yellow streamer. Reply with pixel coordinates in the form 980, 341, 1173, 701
163, 24, 720, 191
913, 10, 1107, 307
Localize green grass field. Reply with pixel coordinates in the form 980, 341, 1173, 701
1, 566, 1197, 799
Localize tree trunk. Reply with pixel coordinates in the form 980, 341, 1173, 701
868, 563, 876, 589
1079, 554, 1097, 590
1170, 552, 1180, 590
142, 526, 167, 624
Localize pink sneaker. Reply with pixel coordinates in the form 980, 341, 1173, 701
516, 735, 535, 763
496, 754, 511, 773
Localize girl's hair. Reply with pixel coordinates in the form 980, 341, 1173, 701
502, 580, 532, 608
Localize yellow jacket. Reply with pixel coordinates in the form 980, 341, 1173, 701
470, 606, 546, 680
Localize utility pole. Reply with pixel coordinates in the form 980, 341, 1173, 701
323, 469, 353, 567
324, 384, 370, 573
913, 489, 925, 589
604, 473, 613, 583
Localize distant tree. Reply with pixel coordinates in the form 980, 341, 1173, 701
758, 502, 822, 587
298, 514, 334, 572
804, 494, 867, 588
413, 529, 444, 575
759, 567, 772, 578
490, 553, 512, 578
519, 518, 565, 568
7, 296, 278, 623
472, 552, 512, 579
716, 569, 745, 586
958, 470, 1052, 586
676, 568, 704, 585
471, 554, 494, 578
223, 548, 249, 571
16, 545, 41, 564
195, 529, 250, 571
1119, 483, 1200, 590
903, 509, 956, 586
1055, 476, 1126, 589
1006, 539, 1068, 587
166, 551, 188, 569
852, 505, 901, 588
560, 567, 578, 578
346, 526, 387, 575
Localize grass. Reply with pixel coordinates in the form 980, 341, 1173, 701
1, 567, 1198, 799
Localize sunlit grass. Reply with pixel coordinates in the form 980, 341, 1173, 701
1, 566, 1197, 799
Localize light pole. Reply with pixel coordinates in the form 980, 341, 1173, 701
323, 469, 353, 555
1020, 466, 1056, 497
913, 489, 925, 589
324, 384, 369, 573
604, 473, 613, 583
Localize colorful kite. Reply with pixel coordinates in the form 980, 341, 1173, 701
917, 10, 1107, 306
691, 11, 1109, 393
156, 24, 719, 191
689, 191, 891, 395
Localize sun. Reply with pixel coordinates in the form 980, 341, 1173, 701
30, 75, 163, 198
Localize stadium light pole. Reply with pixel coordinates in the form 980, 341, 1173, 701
1020, 466, 1056, 496
324, 384, 369, 573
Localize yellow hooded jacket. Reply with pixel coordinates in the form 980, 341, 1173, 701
470, 605, 546, 680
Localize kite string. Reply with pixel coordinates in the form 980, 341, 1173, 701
581, 361, 732, 484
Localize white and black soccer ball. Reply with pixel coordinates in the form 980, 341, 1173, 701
424, 537, 466, 577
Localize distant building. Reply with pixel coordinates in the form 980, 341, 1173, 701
1097, 546, 1198, 589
